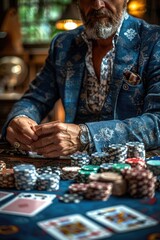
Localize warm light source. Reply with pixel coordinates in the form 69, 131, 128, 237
127, 0, 146, 18
55, 1, 82, 31
56, 19, 82, 31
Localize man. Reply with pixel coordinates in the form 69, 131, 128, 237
2, 0, 160, 158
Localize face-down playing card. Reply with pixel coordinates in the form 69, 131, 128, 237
0, 193, 56, 216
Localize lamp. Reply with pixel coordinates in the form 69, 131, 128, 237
127, 0, 147, 18
55, 0, 82, 31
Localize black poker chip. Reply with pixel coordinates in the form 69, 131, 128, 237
58, 193, 83, 203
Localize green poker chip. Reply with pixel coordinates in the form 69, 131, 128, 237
81, 165, 100, 172
112, 163, 131, 170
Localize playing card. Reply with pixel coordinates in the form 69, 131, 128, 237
0, 192, 56, 216
38, 214, 112, 240
0, 191, 14, 202
86, 205, 158, 233
17, 192, 56, 201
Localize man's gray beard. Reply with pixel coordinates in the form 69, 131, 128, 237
84, 9, 126, 40
86, 22, 120, 40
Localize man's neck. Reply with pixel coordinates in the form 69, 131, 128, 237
92, 34, 114, 50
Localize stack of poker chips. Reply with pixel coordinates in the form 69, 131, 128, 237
146, 156, 160, 191
156, 176, 160, 191
85, 181, 113, 201
88, 172, 127, 196
68, 183, 89, 195
13, 164, 38, 190
75, 165, 99, 183
90, 152, 109, 165
36, 173, 60, 191
61, 166, 81, 180
70, 152, 90, 167
0, 168, 15, 188
58, 193, 84, 203
37, 166, 61, 176
0, 160, 6, 172
125, 158, 146, 169
123, 168, 157, 198
99, 163, 131, 174
126, 142, 145, 160
106, 144, 128, 163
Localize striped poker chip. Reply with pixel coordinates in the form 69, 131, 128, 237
123, 168, 156, 198
0, 169, 15, 188
13, 164, 37, 190
155, 176, 160, 191
107, 144, 128, 163
99, 172, 122, 182
90, 152, 109, 165
37, 173, 60, 191
0, 161, 6, 172
99, 163, 131, 173
58, 193, 83, 203
75, 169, 96, 183
61, 166, 80, 180
88, 173, 102, 182
85, 182, 112, 201
68, 183, 89, 194
99, 163, 114, 173
81, 165, 100, 172
125, 158, 146, 169
37, 166, 61, 176
126, 141, 145, 160
70, 152, 90, 167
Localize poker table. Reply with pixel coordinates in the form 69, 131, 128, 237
0, 153, 160, 240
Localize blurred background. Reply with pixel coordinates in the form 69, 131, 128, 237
0, 0, 159, 130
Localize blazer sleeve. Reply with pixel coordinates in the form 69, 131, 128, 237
86, 31, 160, 152
1, 37, 60, 138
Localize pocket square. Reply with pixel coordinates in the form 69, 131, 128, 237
124, 70, 141, 85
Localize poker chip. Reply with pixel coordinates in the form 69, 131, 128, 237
0, 169, 15, 188
85, 181, 113, 201
70, 152, 90, 167
123, 168, 156, 198
0, 161, 6, 172
112, 179, 127, 196
37, 173, 60, 191
107, 144, 128, 163
99, 163, 131, 174
13, 164, 37, 190
37, 166, 61, 176
90, 152, 109, 165
146, 160, 160, 176
125, 158, 146, 169
155, 176, 160, 191
126, 141, 145, 160
99, 172, 123, 182
58, 193, 83, 203
75, 169, 97, 183
61, 166, 80, 180
68, 183, 89, 195
81, 165, 100, 172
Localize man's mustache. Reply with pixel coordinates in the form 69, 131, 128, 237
87, 9, 113, 19
85, 9, 113, 24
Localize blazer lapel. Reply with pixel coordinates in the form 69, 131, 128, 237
109, 15, 141, 118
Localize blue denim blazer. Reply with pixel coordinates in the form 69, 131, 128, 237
2, 14, 160, 151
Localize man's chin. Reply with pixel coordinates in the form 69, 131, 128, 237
85, 27, 116, 40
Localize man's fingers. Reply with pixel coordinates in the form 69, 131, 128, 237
33, 121, 61, 136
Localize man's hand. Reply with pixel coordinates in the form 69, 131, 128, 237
31, 121, 81, 158
6, 116, 38, 151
